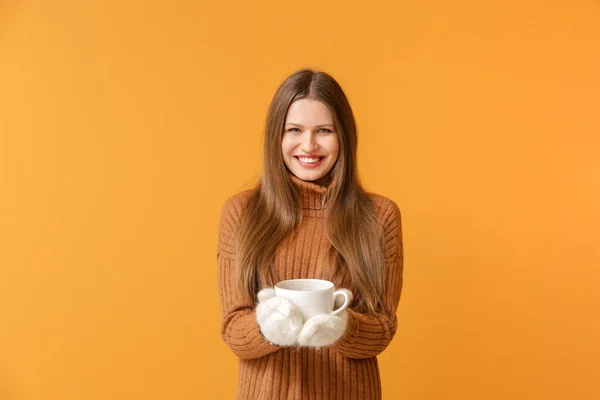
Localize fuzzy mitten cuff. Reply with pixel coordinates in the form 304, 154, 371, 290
255, 288, 303, 346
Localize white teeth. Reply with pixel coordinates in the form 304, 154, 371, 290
297, 157, 322, 163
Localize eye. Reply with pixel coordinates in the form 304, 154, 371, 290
287, 128, 301, 132
318, 128, 333, 133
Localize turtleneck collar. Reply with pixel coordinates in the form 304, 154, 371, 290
288, 171, 335, 210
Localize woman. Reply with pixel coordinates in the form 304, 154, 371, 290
217, 68, 404, 399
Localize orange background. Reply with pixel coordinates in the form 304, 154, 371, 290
1, 1, 599, 399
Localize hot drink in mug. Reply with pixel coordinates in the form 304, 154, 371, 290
274, 279, 350, 321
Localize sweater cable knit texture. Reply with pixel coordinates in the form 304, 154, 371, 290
217, 172, 404, 400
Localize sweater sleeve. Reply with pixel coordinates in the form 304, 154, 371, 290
331, 199, 404, 359
216, 193, 281, 360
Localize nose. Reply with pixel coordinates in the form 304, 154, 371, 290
300, 132, 319, 153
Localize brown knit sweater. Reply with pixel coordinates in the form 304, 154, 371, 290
217, 172, 404, 400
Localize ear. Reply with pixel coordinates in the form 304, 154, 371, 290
334, 288, 353, 308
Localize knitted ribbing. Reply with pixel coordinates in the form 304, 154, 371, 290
217, 172, 403, 400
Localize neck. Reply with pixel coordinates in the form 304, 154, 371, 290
288, 171, 335, 210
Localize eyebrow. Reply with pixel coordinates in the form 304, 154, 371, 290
285, 123, 334, 128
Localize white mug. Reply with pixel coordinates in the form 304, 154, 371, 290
274, 279, 350, 321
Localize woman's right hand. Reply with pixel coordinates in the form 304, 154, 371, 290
255, 288, 303, 346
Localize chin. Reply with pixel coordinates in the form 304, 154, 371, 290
293, 169, 324, 182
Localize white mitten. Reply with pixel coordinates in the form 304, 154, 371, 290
297, 288, 353, 348
255, 288, 303, 346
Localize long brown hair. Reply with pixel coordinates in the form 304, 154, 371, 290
234, 68, 386, 313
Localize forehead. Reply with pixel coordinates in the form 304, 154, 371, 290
285, 99, 334, 125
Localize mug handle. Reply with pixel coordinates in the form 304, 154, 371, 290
331, 290, 350, 316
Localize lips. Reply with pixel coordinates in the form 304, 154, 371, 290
294, 155, 324, 159
294, 156, 325, 168
295, 156, 323, 163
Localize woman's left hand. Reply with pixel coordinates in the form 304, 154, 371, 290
297, 289, 352, 348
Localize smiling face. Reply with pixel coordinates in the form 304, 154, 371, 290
282, 98, 340, 186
